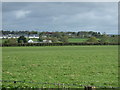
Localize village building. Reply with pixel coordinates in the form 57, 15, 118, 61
43, 40, 52, 43
28, 39, 34, 43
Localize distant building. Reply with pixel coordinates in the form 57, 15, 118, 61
42, 35, 47, 38
2, 34, 39, 39
28, 34, 39, 39
28, 39, 34, 43
43, 40, 52, 43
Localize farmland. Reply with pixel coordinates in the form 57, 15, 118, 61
2, 46, 118, 88
1, 38, 88, 44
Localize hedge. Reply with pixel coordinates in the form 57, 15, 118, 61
1, 42, 120, 47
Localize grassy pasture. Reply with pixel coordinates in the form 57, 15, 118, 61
2, 46, 118, 88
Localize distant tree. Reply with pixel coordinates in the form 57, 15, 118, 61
100, 34, 110, 43
92, 32, 98, 36
87, 37, 98, 43
60, 36, 68, 43
98, 32, 101, 35
8, 38, 17, 44
77, 31, 102, 38
3, 39, 9, 44
30, 31, 38, 34
96, 32, 101, 38
27, 32, 31, 37
51, 37, 58, 43
52, 32, 62, 38
3, 38, 17, 44
38, 37, 43, 42
38, 33, 45, 42
109, 36, 118, 43
18, 36, 27, 43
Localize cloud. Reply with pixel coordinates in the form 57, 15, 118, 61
14, 10, 31, 19
2, 2, 118, 34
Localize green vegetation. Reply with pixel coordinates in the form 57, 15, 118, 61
1, 30, 119, 45
68, 38, 88, 42
0, 39, 2, 44
18, 36, 27, 43
87, 37, 98, 43
2, 46, 118, 88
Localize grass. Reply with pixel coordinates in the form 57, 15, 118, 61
68, 38, 100, 43
2, 46, 118, 88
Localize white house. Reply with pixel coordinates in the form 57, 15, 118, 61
28, 34, 39, 39
48, 40, 52, 43
28, 39, 34, 43
43, 40, 52, 43
42, 35, 47, 38
43, 40, 47, 42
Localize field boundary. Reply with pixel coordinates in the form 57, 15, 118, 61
1, 42, 120, 47
1, 80, 119, 89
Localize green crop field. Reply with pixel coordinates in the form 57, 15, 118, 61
2, 46, 118, 88
68, 38, 100, 43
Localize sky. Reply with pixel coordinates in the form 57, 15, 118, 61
2, 2, 118, 34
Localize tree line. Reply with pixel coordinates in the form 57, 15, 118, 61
1, 30, 119, 45
2, 42, 119, 47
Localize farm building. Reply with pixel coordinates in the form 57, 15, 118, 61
28, 34, 39, 39
28, 39, 34, 43
43, 40, 52, 43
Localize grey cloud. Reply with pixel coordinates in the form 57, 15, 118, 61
2, 2, 118, 34
3, 2, 31, 12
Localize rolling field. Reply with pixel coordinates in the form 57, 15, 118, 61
2, 46, 118, 88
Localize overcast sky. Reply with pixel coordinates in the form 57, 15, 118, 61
2, 2, 118, 34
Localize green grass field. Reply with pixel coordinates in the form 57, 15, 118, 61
2, 46, 118, 88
